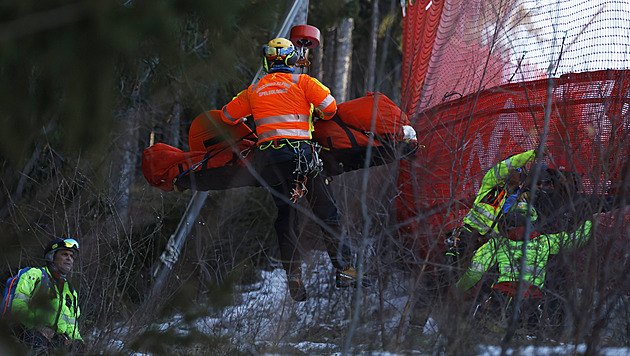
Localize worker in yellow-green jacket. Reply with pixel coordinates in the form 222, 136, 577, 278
4, 238, 84, 354
456, 202, 595, 332
446, 149, 541, 263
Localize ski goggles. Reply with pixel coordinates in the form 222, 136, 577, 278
264, 45, 295, 59
52, 238, 79, 251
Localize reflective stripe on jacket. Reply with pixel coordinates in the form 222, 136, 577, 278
463, 150, 536, 235
221, 72, 337, 144
11, 266, 82, 341
456, 220, 593, 293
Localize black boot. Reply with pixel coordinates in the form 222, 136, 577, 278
335, 267, 372, 288
287, 274, 307, 302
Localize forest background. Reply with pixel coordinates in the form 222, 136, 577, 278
0, 0, 418, 354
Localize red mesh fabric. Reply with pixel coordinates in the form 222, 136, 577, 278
402, 0, 630, 116
397, 70, 630, 258
399, 0, 630, 260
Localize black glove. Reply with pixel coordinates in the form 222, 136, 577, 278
444, 236, 466, 266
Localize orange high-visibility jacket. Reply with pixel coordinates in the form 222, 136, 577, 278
221, 72, 337, 145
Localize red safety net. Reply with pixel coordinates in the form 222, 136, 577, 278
398, 0, 630, 261
401, 0, 630, 116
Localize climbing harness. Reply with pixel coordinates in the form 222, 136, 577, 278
291, 176, 308, 203
290, 141, 323, 203
257, 138, 324, 203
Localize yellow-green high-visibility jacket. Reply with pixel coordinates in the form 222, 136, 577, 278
456, 220, 593, 293
11, 266, 82, 341
463, 150, 536, 236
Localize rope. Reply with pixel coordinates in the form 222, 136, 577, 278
159, 237, 180, 269
290, 141, 323, 203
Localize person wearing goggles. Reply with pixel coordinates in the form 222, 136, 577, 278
220, 37, 366, 302
8, 237, 84, 354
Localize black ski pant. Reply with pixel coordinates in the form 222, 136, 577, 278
474, 290, 544, 333
253, 140, 352, 277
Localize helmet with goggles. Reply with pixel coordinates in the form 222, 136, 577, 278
44, 238, 79, 262
262, 38, 298, 72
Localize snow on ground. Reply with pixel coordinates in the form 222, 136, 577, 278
191, 252, 409, 351
124, 251, 630, 355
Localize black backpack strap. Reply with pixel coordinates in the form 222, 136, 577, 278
332, 115, 396, 147
326, 137, 334, 149
226, 152, 241, 166
202, 136, 224, 150
331, 115, 359, 148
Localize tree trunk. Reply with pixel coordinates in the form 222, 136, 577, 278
109, 107, 140, 226
390, 63, 402, 104
323, 28, 337, 88
376, 0, 397, 94
167, 103, 181, 149
311, 33, 324, 80
332, 2, 354, 103
365, 0, 379, 93
109, 58, 156, 226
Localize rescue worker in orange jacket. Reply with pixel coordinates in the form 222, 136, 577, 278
221, 38, 360, 301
